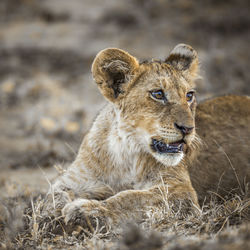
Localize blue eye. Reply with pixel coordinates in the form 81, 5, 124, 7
151, 90, 165, 100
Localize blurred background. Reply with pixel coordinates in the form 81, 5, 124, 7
0, 0, 249, 196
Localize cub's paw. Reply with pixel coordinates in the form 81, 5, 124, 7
62, 199, 89, 224
62, 199, 108, 233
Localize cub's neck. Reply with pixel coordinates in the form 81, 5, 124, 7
76, 104, 152, 185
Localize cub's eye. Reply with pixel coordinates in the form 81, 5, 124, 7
186, 91, 195, 102
151, 90, 165, 100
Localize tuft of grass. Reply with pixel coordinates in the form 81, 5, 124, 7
0, 187, 249, 249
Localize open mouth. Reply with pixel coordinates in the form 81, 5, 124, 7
151, 139, 184, 154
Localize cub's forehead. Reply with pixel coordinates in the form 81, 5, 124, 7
138, 62, 192, 90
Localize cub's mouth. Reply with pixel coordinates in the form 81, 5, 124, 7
151, 139, 185, 154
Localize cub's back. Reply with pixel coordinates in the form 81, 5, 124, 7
189, 95, 250, 202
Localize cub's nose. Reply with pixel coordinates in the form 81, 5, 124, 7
174, 123, 194, 136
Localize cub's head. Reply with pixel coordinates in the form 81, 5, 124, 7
92, 44, 200, 166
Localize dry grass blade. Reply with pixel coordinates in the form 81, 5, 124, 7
213, 139, 244, 195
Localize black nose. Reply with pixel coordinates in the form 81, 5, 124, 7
174, 123, 194, 135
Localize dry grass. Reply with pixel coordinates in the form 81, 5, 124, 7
0, 185, 249, 249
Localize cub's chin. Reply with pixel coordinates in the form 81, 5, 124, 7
152, 151, 184, 166
150, 138, 186, 166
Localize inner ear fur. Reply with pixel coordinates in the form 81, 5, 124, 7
166, 44, 199, 78
92, 48, 139, 102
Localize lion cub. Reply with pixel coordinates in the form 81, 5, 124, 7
46, 44, 201, 231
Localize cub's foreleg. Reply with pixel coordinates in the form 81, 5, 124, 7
42, 165, 114, 217
61, 188, 162, 232
62, 184, 199, 232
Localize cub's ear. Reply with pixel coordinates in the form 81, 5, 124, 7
91, 48, 139, 102
165, 44, 199, 78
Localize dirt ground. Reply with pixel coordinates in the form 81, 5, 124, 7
0, 0, 249, 249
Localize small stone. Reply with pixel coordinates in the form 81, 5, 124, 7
65, 121, 80, 133
40, 117, 57, 131
1, 81, 15, 94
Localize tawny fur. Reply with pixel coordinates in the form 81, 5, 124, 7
43, 44, 249, 232
189, 95, 250, 202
